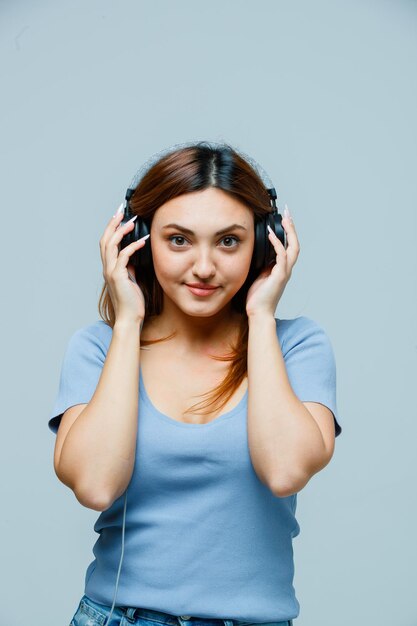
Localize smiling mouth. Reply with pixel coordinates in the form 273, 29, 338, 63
186, 284, 220, 296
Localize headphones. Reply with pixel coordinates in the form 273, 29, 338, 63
102, 141, 286, 626
118, 140, 287, 276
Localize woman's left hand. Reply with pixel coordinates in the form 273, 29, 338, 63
245, 212, 300, 318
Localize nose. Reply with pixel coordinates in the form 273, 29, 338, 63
192, 247, 217, 279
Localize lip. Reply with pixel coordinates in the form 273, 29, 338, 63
186, 284, 219, 296
186, 283, 219, 289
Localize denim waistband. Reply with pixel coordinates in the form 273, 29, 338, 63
79, 594, 293, 626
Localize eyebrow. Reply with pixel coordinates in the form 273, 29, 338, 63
162, 223, 247, 236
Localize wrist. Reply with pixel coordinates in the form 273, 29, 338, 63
247, 310, 276, 323
114, 317, 144, 334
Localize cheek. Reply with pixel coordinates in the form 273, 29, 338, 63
230, 246, 253, 273
222, 258, 246, 276
151, 244, 183, 280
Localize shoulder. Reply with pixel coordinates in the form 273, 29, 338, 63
275, 315, 328, 352
67, 319, 113, 353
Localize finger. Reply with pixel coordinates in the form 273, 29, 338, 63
104, 237, 144, 281
103, 217, 139, 277
282, 216, 299, 243
103, 203, 127, 245
114, 235, 149, 272
107, 216, 138, 253
109, 203, 126, 229
127, 263, 138, 284
99, 204, 126, 263
267, 224, 286, 252
281, 217, 300, 267
100, 212, 125, 268
112, 201, 125, 219
266, 228, 288, 273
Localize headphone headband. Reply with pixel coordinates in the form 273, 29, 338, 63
124, 140, 278, 210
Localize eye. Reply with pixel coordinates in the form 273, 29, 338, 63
168, 235, 187, 247
222, 236, 240, 248
168, 235, 241, 249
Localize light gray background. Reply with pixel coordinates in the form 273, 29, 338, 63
1, 1, 416, 625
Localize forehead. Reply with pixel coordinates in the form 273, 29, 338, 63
153, 187, 254, 225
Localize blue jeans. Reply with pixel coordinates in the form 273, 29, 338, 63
69, 594, 294, 626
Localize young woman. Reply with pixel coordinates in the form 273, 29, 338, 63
49, 141, 341, 626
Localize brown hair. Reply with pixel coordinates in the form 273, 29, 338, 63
98, 141, 273, 418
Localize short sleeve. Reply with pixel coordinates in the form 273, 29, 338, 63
280, 316, 342, 437
48, 326, 107, 435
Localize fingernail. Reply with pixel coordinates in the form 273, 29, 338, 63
284, 204, 293, 223
126, 215, 138, 224
112, 202, 125, 218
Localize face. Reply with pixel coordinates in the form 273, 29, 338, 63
149, 187, 255, 319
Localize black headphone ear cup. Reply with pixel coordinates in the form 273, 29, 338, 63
118, 212, 153, 275
130, 218, 153, 275
251, 213, 286, 274
251, 219, 266, 273
118, 217, 136, 252
271, 212, 287, 250
264, 213, 287, 268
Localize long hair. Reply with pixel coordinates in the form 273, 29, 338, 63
98, 141, 273, 418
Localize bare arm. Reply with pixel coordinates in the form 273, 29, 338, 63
56, 319, 141, 511
247, 313, 331, 497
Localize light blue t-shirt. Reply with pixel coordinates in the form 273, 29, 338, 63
48, 316, 341, 622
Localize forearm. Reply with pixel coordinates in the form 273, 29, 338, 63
247, 313, 326, 496
58, 319, 141, 509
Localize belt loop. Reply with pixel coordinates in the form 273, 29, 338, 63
125, 607, 137, 623
223, 621, 234, 626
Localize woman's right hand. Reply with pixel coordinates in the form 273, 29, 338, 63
99, 209, 150, 325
